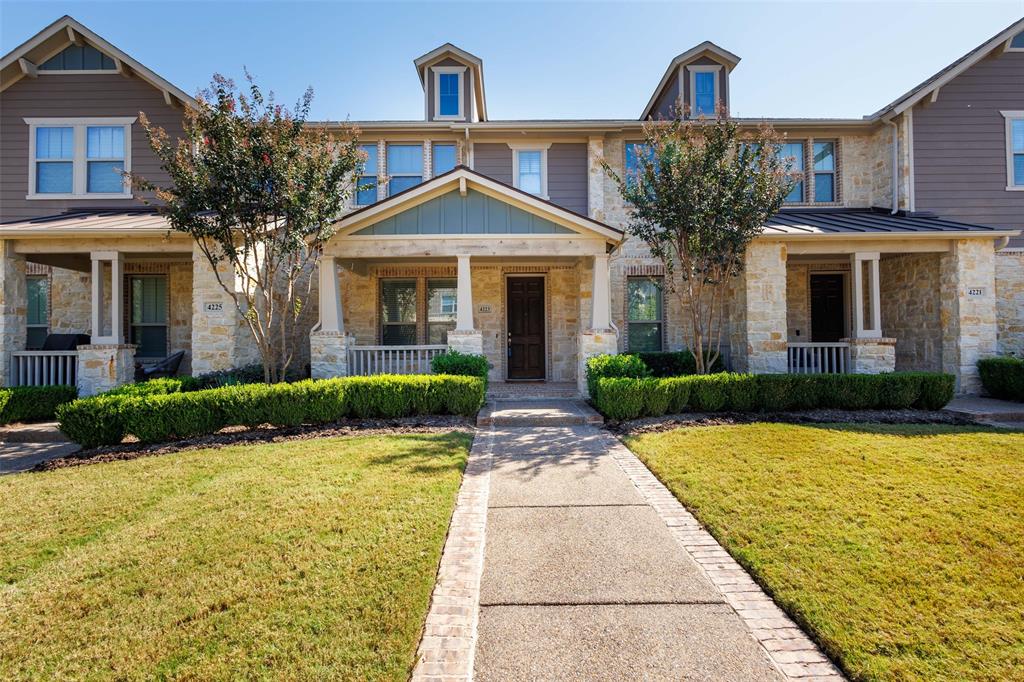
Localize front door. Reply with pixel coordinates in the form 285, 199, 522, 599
506, 277, 545, 380
810, 274, 845, 342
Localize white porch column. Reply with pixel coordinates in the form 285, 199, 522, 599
79, 250, 134, 395
591, 253, 612, 330
447, 254, 483, 356
0, 241, 27, 387
578, 253, 619, 396
318, 256, 344, 334
850, 252, 882, 338
310, 256, 353, 379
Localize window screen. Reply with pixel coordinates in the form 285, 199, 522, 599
130, 276, 168, 358
779, 142, 805, 203
380, 279, 417, 345
627, 277, 663, 352
356, 143, 378, 205
387, 144, 423, 196
427, 278, 457, 344
26, 275, 49, 349
432, 143, 457, 176
813, 141, 836, 202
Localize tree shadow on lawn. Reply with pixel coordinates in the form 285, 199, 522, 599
362, 431, 473, 476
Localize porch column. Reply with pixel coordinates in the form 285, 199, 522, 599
842, 252, 896, 374
940, 239, 998, 393
310, 256, 353, 379
190, 244, 260, 375
734, 241, 788, 373
447, 254, 483, 356
78, 251, 134, 396
0, 241, 27, 387
578, 253, 619, 396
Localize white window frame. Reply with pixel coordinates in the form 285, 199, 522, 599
25, 117, 135, 200
509, 142, 551, 199
1001, 110, 1024, 191
687, 65, 722, 119
433, 66, 466, 121
385, 142, 424, 197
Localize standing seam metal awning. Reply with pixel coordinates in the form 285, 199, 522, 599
763, 210, 1015, 236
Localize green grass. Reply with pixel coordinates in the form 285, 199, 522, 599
625, 423, 1024, 682
0, 433, 471, 680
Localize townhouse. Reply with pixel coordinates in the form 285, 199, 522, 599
1, 15, 1022, 396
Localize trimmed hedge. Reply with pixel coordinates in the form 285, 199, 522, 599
57, 374, 485, 448
591, 372, 955, 421
635, 351, 726, 377
431, 351, 489, 383
0, 385, 78, 425
977, 357, 1024, 402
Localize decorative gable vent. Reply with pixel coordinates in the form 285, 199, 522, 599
40, 44, 116, 71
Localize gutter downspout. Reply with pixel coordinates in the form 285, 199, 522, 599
886, 118, 899, 215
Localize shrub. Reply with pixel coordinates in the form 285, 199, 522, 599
55, 396, 128, 448
102, 377, 193, 397
636, 351, 725, 377
431, 351, 489, 381
590, 371, 955, 420
0, 385, 78, 424
977, 357, 1024, 402
56, 374, 485, 448
586, 354, 650, 398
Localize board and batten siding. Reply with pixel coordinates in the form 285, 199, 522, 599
0, 73, 185, 222
472, 142, 587, 215
912, 49, 1024, 245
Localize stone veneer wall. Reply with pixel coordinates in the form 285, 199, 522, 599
190, 246, 261, 375
880, 254, 942, 371
730, 241, 788, 373
995, 250, 1024, 356
940, 239, 998, 393
841, 125, 893, 209
339, 263, 581, 383
0, 243, 26, 387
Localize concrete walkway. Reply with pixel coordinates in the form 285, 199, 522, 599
413, 404, 843, 681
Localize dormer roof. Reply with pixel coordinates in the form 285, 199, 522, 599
640, 41, 741, 121
0, 15, 194, 108
414, 43, 487, 121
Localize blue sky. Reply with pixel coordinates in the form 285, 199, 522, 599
2, 1, 1022, 121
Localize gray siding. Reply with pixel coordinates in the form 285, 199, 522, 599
547, 143, 588, 214
472, 143, 513, 184
912, 50, 1024, 241
0, 72, 184, 222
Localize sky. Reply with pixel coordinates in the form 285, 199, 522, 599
2, 0, 1023, 122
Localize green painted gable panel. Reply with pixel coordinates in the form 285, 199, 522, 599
352, 189, 575, 236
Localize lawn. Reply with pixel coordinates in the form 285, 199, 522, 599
625, 423, 1024, 682
0, 433, 471, 681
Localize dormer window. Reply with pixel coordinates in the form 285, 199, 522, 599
433, 67, 466, 120
39, 45, 116, 71
688, 65, 721, 118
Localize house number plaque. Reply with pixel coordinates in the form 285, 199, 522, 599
967, 287, 986, 297
477, 304, 493, 314
205, 302, 224, 312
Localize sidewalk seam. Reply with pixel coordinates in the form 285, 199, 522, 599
411, 427, 493, 682
607, 440, 847, 681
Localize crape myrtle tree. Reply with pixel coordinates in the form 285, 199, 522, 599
602, 110, 797, 374
133, 73, 363, 382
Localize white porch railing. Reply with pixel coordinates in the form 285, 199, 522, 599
347, 345, 447, 376
787, 343, 850, 374
10, 351, 78, 387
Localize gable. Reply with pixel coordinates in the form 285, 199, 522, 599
39, 44, 116, 71
351, 189, 575, 236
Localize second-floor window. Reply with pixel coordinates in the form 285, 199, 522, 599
432, 143, 457, 175
1004, 112, 1024, 189
813, 141, 836, 202
625, 142, 653, 187
778, 141, 805, 203
387, 144, 423, 196
356, 143, 378, 205
27, 117, 133, 198
511, 146, 548, 197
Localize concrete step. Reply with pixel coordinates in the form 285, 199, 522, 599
477, 400, 603, 427
0, 421, 70, 443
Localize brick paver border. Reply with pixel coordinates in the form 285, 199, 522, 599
607, 441, 846, 681
412, 427, 493, 682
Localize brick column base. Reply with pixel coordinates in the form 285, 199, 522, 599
578, 328, 618, 397
842, 337, 896, 374
77, 344, 135, 396
310, 331, 354, 379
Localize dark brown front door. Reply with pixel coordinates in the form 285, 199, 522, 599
507, 277, 545, 380
810, 274, 845, 342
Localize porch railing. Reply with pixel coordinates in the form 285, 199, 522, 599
347, 345, 447, 376
10, 351, 79, 387
787, 342, 850, 374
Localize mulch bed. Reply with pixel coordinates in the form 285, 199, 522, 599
33, 416, 476, 472
608, 408, 980, 436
